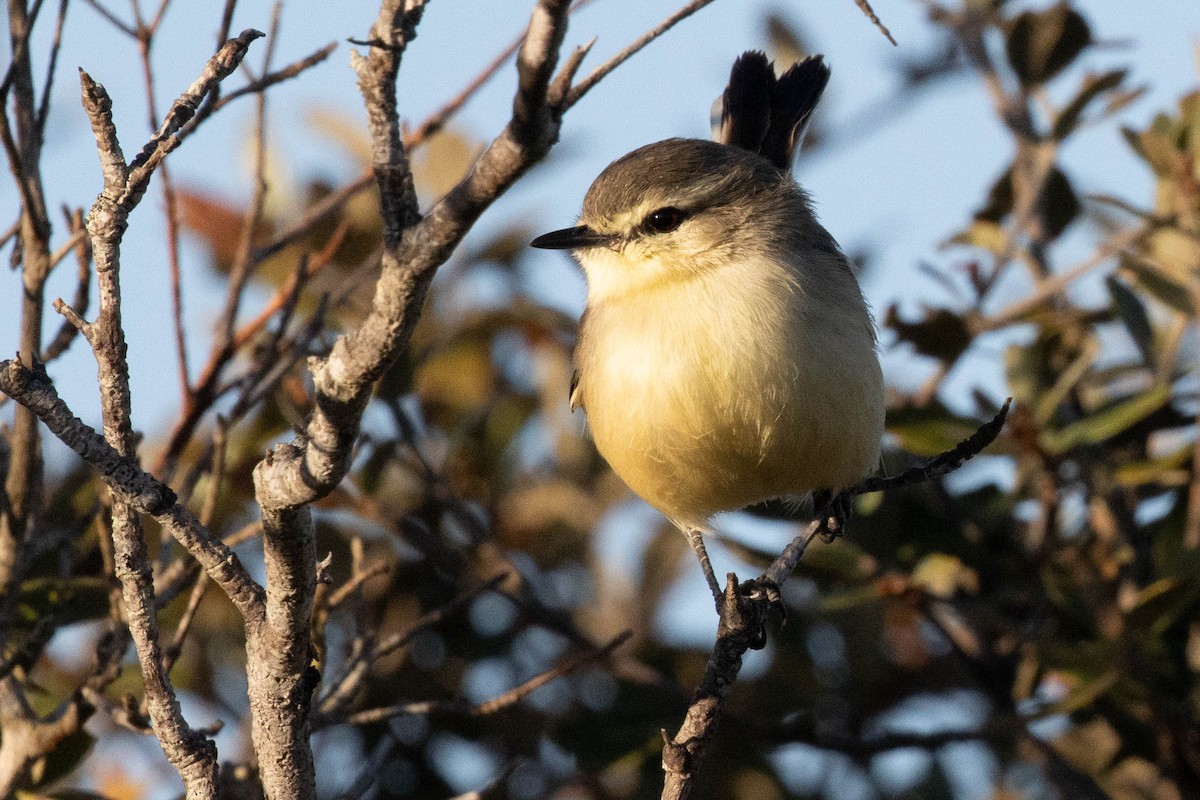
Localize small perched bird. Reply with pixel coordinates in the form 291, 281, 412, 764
532, 52, 885, 600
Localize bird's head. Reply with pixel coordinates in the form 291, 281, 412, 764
532, 138, 801, 302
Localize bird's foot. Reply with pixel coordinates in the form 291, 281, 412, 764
813, 489, 852, 542
729, 574, 786, 650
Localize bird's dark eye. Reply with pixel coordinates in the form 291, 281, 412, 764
643, 206, 688, 234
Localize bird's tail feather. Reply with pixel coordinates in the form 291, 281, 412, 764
713, 50, 830, 172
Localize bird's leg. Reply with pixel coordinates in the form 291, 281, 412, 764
813, 489, 852, 542
684, 528, 723, 603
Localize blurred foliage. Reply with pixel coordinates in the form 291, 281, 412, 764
6, 1, 1200, 799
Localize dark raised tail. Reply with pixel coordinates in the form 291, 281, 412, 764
714, 51, 830, 171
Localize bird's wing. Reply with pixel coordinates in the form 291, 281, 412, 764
713, 50, 830, 172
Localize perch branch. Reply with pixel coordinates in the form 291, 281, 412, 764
662, 399, 1011, 799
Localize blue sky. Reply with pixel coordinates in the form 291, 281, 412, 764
4, 0, 1198, 434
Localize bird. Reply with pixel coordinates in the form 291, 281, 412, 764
531, 52, 885, 602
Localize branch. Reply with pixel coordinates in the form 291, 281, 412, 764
851, 0, 897, 46
849, 398, 1011, 497
564, 0, 718, 108
340, 630, 631, 726
0, 357, 263, 617
662, 400, 1012, 799
207, 40, 338, 115
351, 0, 426, 244
122, 29, 264, 204
334, 633, 629, 800
316, 573, 509, 722
252, 0, 573, 513
40, 209, 91, 363
661, 576, 770, 800
247, 506, 319, 800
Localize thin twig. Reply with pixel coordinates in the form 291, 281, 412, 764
326, 560, 390, 612
34, 0, 69, 139
852, 0, 897, 46
208, 41, 338, 115
80, 0, 136, 37
340, 630, 631, 726
851, 398, 1011, 496
0, 358, 264, 614
41, 210, 91, 363
977, 224, 1148, 333
162, 572, 210, 674
316, 574, 509, 720
216, 5, 278, 353
565, 0, 719, 108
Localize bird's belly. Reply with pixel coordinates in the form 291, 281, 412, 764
576, 286, 883, 527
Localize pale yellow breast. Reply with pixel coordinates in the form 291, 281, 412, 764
574, 255, 884, 530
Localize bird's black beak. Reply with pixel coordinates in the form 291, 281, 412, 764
530, 225, 614, 251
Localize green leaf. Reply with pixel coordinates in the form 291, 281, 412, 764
1115, 442, 1192, 488
799, 539, 875, 584
1052, 69, 1127, 139
1040, 166, 1080, 239
1040, 668, 1120, 716
1105, 274, 1155, 369
887, 404, 998, 457
1125, 576, 1200, 636
16, 577, 111, 627
884, 305, 974, 363
911, 553, 978, 598
1040, 384, 1172, 455
820, 585, 881, 613
1120, 255, 1193, 314
944, 219, 1007, 254
975, 165, 1079, 240
1033, 336, 1097, 425
1123, 124, 1188, 178
1004, 2, 1091, 87
28, 730, 95, 789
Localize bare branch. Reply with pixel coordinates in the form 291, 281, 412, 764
326, 560, 390, 612
34, 0, 70, 139
851, 0, 897, 46
849, 398, 1011, 496
351, 0, 427, 244
77, 71, 128, 189
340, 630, 631, 726
209, 40, 338, 114
316, 574, 509, 722
663, 400, 1012, 798
248, 505, 319, 800
41, 209, 92, 363
253, 0, 573, 516
0, 357, 264, 617
565, 0, 718, 108
661, 576, 770, 800
81, 28, 263, 211
80, 0, 137, 37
